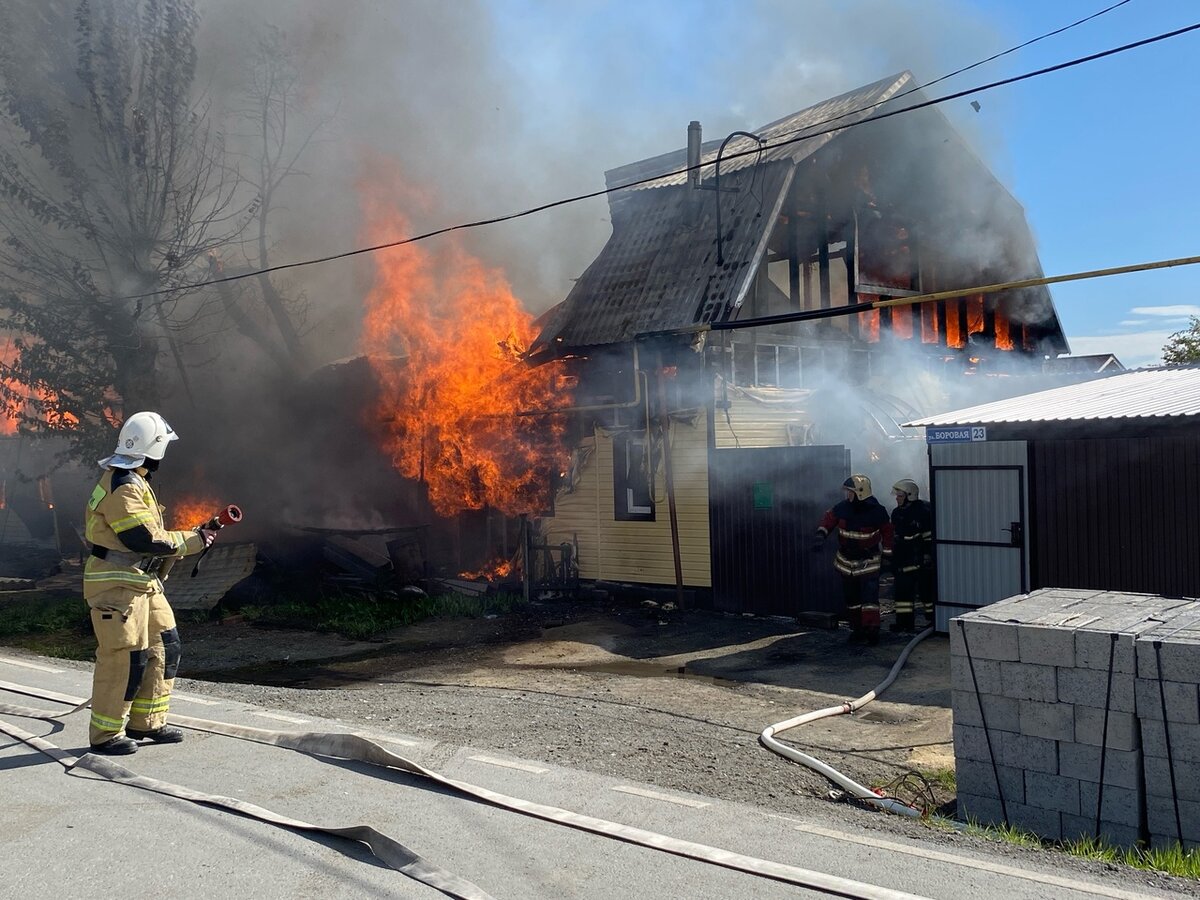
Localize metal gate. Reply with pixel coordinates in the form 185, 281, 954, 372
930, 441, 1029, 631
708, 444, 848, 617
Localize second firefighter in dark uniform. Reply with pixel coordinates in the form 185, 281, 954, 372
888, 478, 934, 633
813, 474, 892, 645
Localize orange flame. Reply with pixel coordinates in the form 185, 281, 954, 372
459, 558, 514, 581
0, 337, 79, 433
169, 495, 223, 531
358, 165, 566, 518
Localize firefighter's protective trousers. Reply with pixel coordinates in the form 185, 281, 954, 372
83, 468, 204, 746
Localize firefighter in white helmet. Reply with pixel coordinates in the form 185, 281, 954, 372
812, 474, 893, 645
83, 412, 216, 754
888, 478, 934, 633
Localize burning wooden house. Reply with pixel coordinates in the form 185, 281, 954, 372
525, 72, 1070, 616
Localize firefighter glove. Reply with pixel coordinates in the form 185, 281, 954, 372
198, 527, 219, 548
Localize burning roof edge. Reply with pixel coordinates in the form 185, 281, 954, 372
904, 364, 1200, 427
604, 72, 915, 194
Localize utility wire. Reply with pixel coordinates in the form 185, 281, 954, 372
115, 16, 1198, 304
767, 0, 1135, 145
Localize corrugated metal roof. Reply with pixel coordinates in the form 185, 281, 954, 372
607, 72, 914, 191
905, 366, 1200, 427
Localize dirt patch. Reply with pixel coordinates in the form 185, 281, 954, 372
184, 599, 956, 807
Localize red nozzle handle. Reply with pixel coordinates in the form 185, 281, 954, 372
203, 505, 243, 530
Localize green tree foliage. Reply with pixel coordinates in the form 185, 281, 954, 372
0, 0, 244, 460
1162, 316, 1200, 365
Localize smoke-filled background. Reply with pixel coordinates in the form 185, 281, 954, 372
192, 0, 1012, 327
0, 0, 1058, 540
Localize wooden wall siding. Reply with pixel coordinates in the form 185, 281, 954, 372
1031, 436, 1200, 598
713, 391, 809, 449
538, 419, 713, 587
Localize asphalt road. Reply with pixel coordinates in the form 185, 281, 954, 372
0, 651, 1188, 900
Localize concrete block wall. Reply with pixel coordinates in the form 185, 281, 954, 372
952, 589, 1198, 849
1135, 609, 1200, 849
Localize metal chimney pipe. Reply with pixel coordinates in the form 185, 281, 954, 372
687, 120, 702, 189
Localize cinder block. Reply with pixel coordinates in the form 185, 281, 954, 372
1019, 700, 1074, 742
1059, 743, 1142, 791
1147, 794, 1200, 843
1019, 625, 1076, 668
955, 758, 1025, 805
951, 655, 1003, 696
1079, 781, 1142, 828
952, 690, 1020, 733
1144, 756, 1200, 801
999, 731, 1058, 775
1061, 813, 1140, 849
951, 619, 1019, 661
1149, 832, 1200, 852
1141, 719, 1200, 763
954, 723, 1004, 765
1136, 635, 1200, 684
1024, 771, 1080, 815
1005, 801, 1062, 841
1074, 707, 1139, 752
957, 792, 1005, 826
1057, 667, 1135, 712
1135, 678, 1200, 724
1075, 630, 1137, 674
1000, 661, 1057, 702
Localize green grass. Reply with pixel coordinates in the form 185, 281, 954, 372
0, 591, 88, 637
239, 589, 527, 640
919, 767, 957, 793
953, 816, 1200, 879
0, 591, 96, 659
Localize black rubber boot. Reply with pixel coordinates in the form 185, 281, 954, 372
126, 725, 185, 744
89, 735, 139, 755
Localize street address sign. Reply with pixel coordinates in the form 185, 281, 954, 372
926, 425, 987, 444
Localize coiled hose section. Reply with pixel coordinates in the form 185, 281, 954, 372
761, 626, 935, 817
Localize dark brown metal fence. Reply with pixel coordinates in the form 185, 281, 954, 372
1031, 435, 1200, 598
708, 445, 849, 616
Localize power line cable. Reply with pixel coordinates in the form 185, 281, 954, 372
116, 16, 1199, 304
767, 0, 1135, 145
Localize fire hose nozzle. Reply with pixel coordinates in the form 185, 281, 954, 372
190, 505, 242, 578
199, 505, 243, 531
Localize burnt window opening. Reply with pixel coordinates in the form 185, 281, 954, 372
613, 431, 655, 522
731, 341, 803, 389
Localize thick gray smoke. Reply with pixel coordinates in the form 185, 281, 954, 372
191, 0, 1014, 332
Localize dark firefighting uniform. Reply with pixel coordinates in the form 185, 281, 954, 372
816, 497, 893, 639
83, 468, 205, 746
888, 498, 934, 630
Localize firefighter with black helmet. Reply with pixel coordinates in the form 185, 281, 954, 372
83, 412, 217, 754
812, 474, 893, 645
888, 478, 933, 633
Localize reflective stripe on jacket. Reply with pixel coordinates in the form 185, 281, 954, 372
83, 468, 203, 598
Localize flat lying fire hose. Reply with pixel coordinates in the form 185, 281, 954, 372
0, 679, 932, 900
761, 627, 936, 817
0, 685, 492, 900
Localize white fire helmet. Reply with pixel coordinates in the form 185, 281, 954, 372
98, 411, 179, 469
843, 474, 872, 501
892, 479, 920, 502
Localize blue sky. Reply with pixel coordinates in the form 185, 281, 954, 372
482, 0, 1199, 366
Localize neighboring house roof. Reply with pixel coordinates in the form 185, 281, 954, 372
1043, 353, 1125, 374
535, 72, 1067, 356
905, 365, 1200, 427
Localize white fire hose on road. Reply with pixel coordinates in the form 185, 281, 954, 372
761, 627, 936, 818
